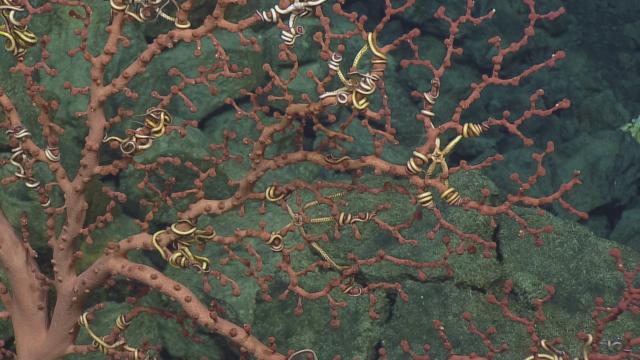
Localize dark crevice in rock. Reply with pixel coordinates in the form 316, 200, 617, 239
588, 202, 626, 236
492, 222, 503, 264
197, 96, 252, 131
384, 291, 397, 322
372, 340, 385, 360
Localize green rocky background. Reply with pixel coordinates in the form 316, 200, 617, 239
0, 0, 639, 359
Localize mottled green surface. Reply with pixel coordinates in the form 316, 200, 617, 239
1, 0, 639, 359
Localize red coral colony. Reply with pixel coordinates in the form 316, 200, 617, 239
0, 0, 638, 359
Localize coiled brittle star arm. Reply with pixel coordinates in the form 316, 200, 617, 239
83, 255, 288, 359
257, 0, 329, 45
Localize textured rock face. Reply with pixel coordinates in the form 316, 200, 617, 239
0, 1, 639, 359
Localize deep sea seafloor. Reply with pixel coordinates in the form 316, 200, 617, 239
0, 0, 639, 359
